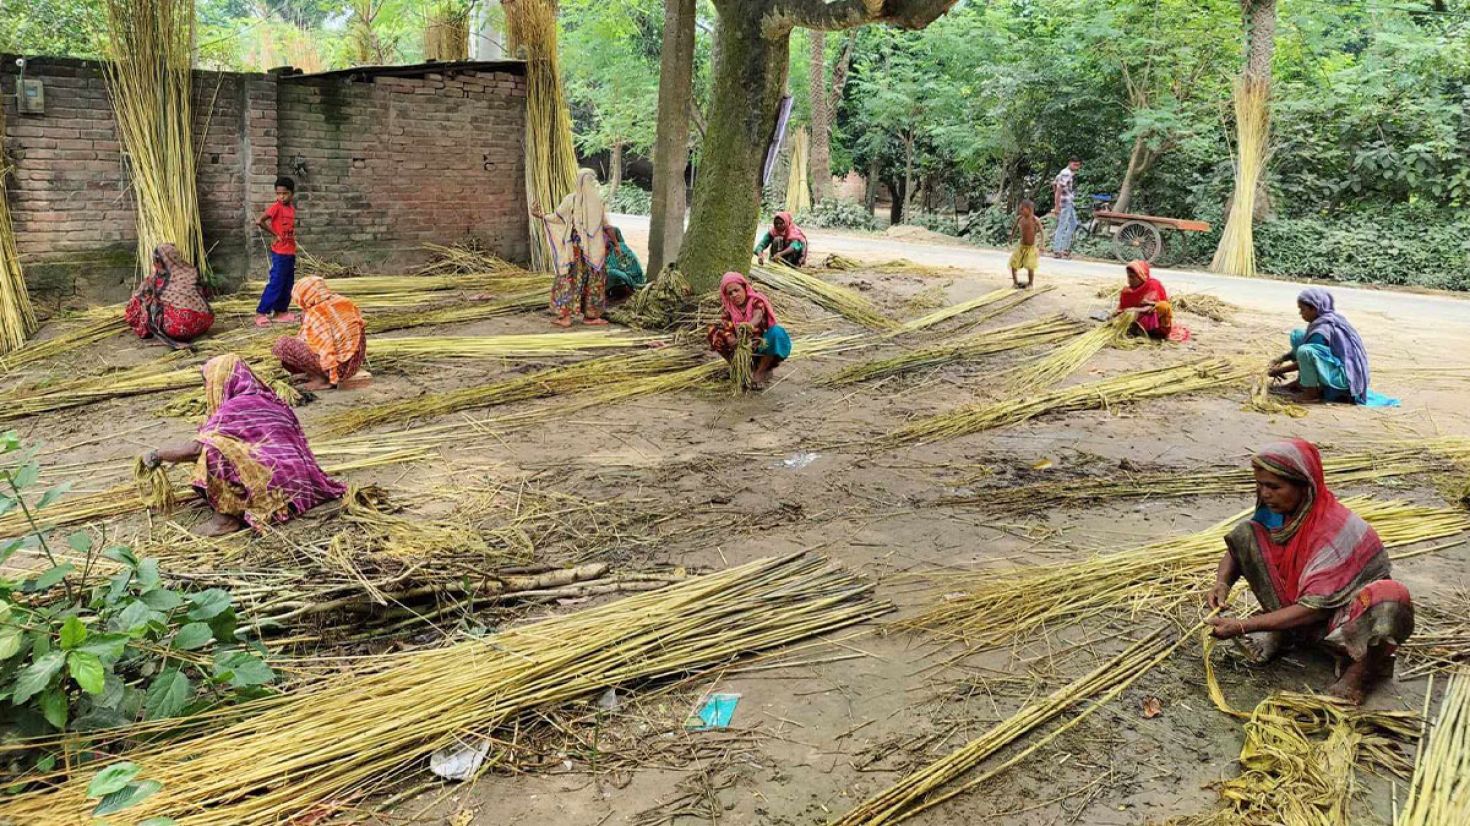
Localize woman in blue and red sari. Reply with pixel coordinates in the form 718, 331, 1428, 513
139, 355, 345, 536
1205, 439, 1414, 705
125, 243, 214, 349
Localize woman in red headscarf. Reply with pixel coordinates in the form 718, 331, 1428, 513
707, 272, 793, 389
1111, 260, 1188, 342
124, 243, 214, 349
754, 212, 809, 266
1204, 439, 1414, 704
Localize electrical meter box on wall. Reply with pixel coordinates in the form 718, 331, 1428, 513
17, 78, 44, 114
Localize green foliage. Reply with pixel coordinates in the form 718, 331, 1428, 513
799, 199, 879, 232
603, 184, 653, 216
0, 0, 103, 57
0, 432, 273, 768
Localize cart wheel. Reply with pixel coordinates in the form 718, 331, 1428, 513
1113, 221, 1163, 264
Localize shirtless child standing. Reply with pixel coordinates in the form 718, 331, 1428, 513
1007, 200, 1044, 288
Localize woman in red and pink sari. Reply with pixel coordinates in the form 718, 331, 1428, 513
139, 354, 345, 536
1205, 439, 1414, 704
1111, 260, 1188, 342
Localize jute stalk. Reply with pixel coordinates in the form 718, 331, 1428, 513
0, 104, 38, 354
102, 0, 206, 282
1210, 77, 1271, 278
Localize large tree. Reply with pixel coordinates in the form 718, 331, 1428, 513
677, 0, 958, 291
646, 0, 696, 277
807, 31, 856, 203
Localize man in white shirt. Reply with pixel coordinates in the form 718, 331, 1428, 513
1050, 157, 1082, 258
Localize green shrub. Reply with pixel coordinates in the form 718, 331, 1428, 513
602, 184, 652, 216
0, 432, 273, 766
799, 198, 879, 231
959, 209, 1014, 247
899, 211, 964, 237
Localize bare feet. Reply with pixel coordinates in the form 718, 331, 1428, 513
1328, 648, 1393, 706
194, 512, 244, 537
751, 368, 772, 390
551, 316, 573, 328
583, 316, 609, 326
1299, 386, 1324, 403
1241, 631, 1284, 664
301, 378, 332, 391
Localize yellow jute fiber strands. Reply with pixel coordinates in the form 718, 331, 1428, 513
879, 358, 1250, 448
102, 0, 206, 281
899, 497, 1470, 648
0, 104, 38, 355
1398, 590, 1470, 680
319, 346, 703, 436
0, 447, 429, 540
1398, 670, 1470, 825
831, 622, 1203, 825
0, 554, 888, 826
1167, 634, 1420, 826
504, 0, 578, 271
1006, 314, 1133, 395
728, 326, 755, 395
130, 455, 177, 514
368, 330, 664, 361
753, 262, 899, 331
1210, 77, 1271, 278
942, 440, 1470, 511
894, 286, 1044, 334
1246, 361, 1308, 418
821, 315, 1079, 387
786, 127, 812, 216
1173, 292, 1239, 322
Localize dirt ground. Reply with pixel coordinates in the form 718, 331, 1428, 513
8, 230, 1470, 825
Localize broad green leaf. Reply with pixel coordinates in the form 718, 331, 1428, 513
207, 606, 237, 644
12, 461, 40, 489
0, 626, 23, 660
66, 532, 92, 554
95, 673, 126, 710
185, 589, 231, 621
35, 482, 73, 510
76, 633, 129, 663
170, 623, 212, 651
134, 559, 160, 591
59, 616, 87, 650
213, 651, 275, 688
102, 546, 138, 567
139, 588, 183, 612
92, 779, 162, 816
142, 669, 191, 720
111, 601, 154, 635
12, 649, 65, 704
26, 563, 74, 593
106, 569, 133, 603
86, 762, 141, 798
0, 538, 22, 565
39, 686, 68, 730
68, 651, 106, 695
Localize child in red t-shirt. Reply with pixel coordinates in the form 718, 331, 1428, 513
254, 176, 299, 327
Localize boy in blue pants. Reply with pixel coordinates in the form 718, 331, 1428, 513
255, 176, 299, 327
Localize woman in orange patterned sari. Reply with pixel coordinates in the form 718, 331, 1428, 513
272, 276, 366, 391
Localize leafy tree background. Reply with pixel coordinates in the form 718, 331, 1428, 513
2, 0, 1468, 285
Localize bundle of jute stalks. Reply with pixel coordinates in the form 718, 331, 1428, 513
0, 554, 888, 825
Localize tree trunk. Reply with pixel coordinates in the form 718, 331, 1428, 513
808, 32, 833, 203
677, 5, 791, 292
647, 0, 696, 278
607, 142, 625, 201
1114, 136, 1156, 215
1244, 0, 1275, 220
900, 134, 915, 223
865, 158, 879, 212
888, 177, 905, 225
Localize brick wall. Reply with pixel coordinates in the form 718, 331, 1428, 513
0, 56, 528, 309
277, 69, 528, 270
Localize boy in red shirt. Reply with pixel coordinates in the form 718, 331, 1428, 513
255, 176, 299, 327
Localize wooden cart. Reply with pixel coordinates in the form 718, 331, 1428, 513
1091, 209, 1211, 266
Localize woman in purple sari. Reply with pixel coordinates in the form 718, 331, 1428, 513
139, 354, 345, 536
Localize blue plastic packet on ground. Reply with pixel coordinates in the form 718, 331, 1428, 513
685, 692, 741, 731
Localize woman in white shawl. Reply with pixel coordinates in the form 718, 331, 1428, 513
534, 168, 611, 327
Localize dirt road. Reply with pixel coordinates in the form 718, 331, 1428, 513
612, 213, 1470, 326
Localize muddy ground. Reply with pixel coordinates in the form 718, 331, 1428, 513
7, 230, 1470, 825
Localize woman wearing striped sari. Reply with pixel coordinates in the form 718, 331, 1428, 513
273, 276, 367, 391
1205, 439, 1414, 704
